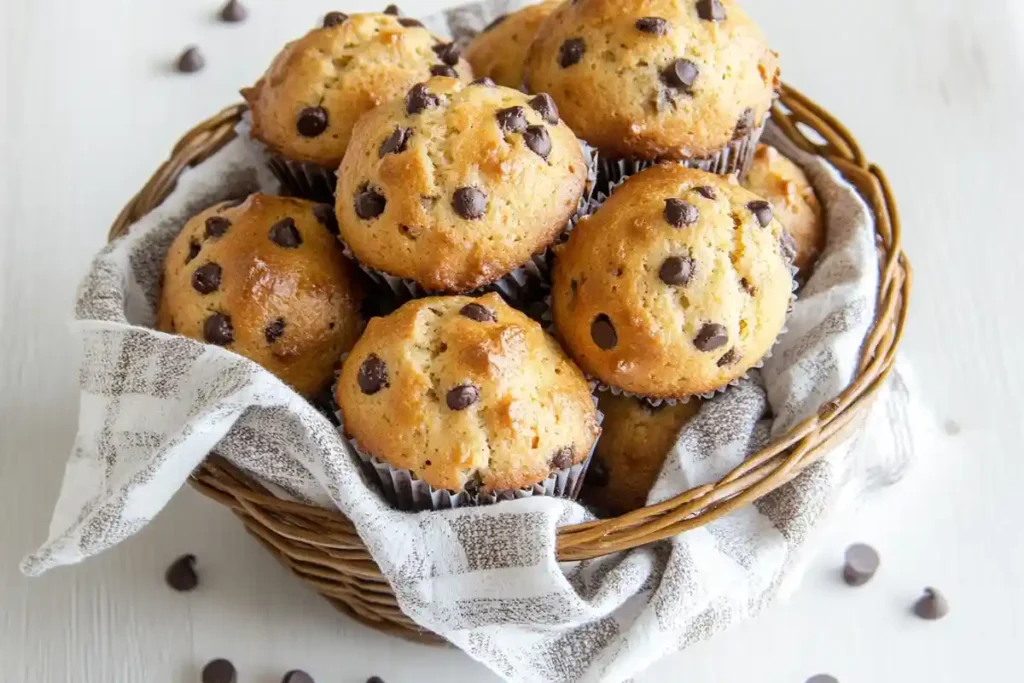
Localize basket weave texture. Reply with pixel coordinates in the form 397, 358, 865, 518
107, 84, 911, 645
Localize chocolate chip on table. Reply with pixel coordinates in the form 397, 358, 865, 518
355, 184, 387, 219
590, 314, 617, 350
432, 42, 461, 66
842, 543, 880, 586
585, 458, 609, 487
322, 11, 348, 27
186, 240, 202, 264
264, 318, 285, 343
191, 263, 222, 294
218, 0, 247, 23
460, 302, 496, 322
635, 17, 669, 35
805, 676, 838, 683
296, 106, 329, 137
205, 216, 231, 239
659, 256, 694, 285
358, 354, 389, 394
913, 587, 949, 620
379, 126, 412, 157
747, 200, 773, 227
201, 658, 237, 683
313, 204, 339, 234
664, 198, 699, 227
734, 107, 756, 139
282, 670, 314, 683
496, 106, 528, 134
430, 64, 459, 78
269, 217, 302, 248
662, 58, 699, 91
528, 93, 559, 124
483, 14, 507, 32
176, 46, 204, 73
694, 322, 728, 352
716, 347, 741, 367
523, 125, 552, 159
452, 187, 488, 219
696, 0, 727, 21
383, 4, 401, 15
558, 38, 586, 68
471, 77, 496, 87
398, 17, 423, 27
405, 83, 440, 114
446, 384, 480, 411
693, 185, 716, 200
550, 447, 575, 470
204, 313, 235, 346
165, 554, 198, 592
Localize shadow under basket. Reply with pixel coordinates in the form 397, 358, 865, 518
108, 84, 911, 646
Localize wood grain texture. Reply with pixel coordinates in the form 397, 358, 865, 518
1, 0, 1022, 681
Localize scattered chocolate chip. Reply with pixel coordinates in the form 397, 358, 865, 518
204, 313, 234, 346
659, 256, 694, 285
323, 11, 348, 27
297, 106, 328, 137
186, 240, 202, 264
269, 217, 302, 248
523, 125, 552, 159
739, 277, 756, 295
165, 554, 198, 591
471, 77, 496, 87
264, 318, 285, 343
550, 447, 574, 470
693, 185, 716, 199
805, 676, 838, 683
355, 184, 387, 219
313, 204, 339, 234
748, 200, 773, 227
205, 216, 231, 239
914, 588, 949, 620
383, 4, 401, 15
528, 93, 559, 124
357, 354, 389, 394
664, 198, 699, 227
191, 263, 222, 294
201, 658, 237, 683
405, 83, 439, 114
694, 323, 728, 352
452, 187, 488, 219
366, 677, 385, 683
282, 671, 314, 683
446, 384, 480, 411
585, 458, 609, 487
483, 14, 507, 32
432, 42, 461, 65
696, 0, 727, 21
591, 314, 617, 350
716, 347, 741, 367
176, 46, 205, 73
398, 17, 423, 27
430, 64, 458, 77
558, 38, 586, 68
636, 17, 669, 35
842, 543, 880, 586
379, 126, 412, 157
662, 58, 699, 91
495, 106, 528, 134
734, 107, 755, 139
460, 303, 496, 322
780, 230, 797, 263
219, 0, 247, 23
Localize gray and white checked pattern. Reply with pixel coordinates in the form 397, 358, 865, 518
22, 3, 917, 681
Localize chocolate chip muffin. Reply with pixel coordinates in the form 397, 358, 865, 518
157, 194, 364, 397
336, 293, 601, 500
335, 77, 588, 294
551, 164, 793, 400
583, 394, 701, 515
463, 1, 560, 89
523, 0, 779, 175
743, 144, 824, 275
242, 11, 473, 197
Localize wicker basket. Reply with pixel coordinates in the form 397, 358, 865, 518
107, 84, 910, 645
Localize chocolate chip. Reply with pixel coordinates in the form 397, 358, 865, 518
528, 93, 559, 124
739, 277, 756, 295
585, 458, 609, 487
716, 347, 741, 367
405, 83, 439, 114
550, 447, 574, 470
379, 126, 412, 157
694, 323, 728, 352
659, 256, 694, 285
165, 554, 198, 591
430, 64, 458, 77
204, 313, 234, 346
446, 384, 480, 410
636, 17, 669, 34
269, 217, 302, 248
265, 318, 285, 343
383, 4, 401, 15
219, 0, 247, 23
398, 17, 423, 27
313, 204, 339, 234
734, 107, 755, 139
186, 240, 202, 264
913, 587, 949, 620
205, 216, 230, 239
176, 46, 204, 73
483, 14, 507, 32
296, 106, 328, 137
780, 230, 797, 264
558, 38, 586, 68
460, 303, 496, 322
471, 77, 496, 87
191, 263, 222, 294
452, 187, 488, 219
322, 11, 348, 27
664, 198, 698, 227
696, 0, 727, 21
842, 543, 880, 586
748, 200, 773, 227
495, 106, 528, 134
432, 42, 461, 66
355, 184, 387, 219
357, 354, 389, 394
282, 671, 314, 683
591, 314, 617, 350
693, 185, 716, 199
201, 658, 237, 683
662, 59, 699, 91
523, 125, 552, 159
366, 678, 386, 683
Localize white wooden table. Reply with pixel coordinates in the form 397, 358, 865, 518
2, 0, 1021, 680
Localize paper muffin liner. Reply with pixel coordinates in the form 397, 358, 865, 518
236, 114, 337, 203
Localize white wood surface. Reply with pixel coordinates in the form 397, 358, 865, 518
1, 0, 1022, 680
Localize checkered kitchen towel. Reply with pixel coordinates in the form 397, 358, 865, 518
23, 3, 921, 681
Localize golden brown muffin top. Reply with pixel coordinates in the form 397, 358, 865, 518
463, 1, 561, 89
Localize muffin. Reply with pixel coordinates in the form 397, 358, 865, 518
583, 394, 701, 515
551, 164, 793, 401
463, 1, 560, 89
743, 144, 824, 275
157, 194, 365, 397
336, 293, 601, 508
335, 77, 589, 299
242, 11, 474, 200
523, 0, 779, 179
